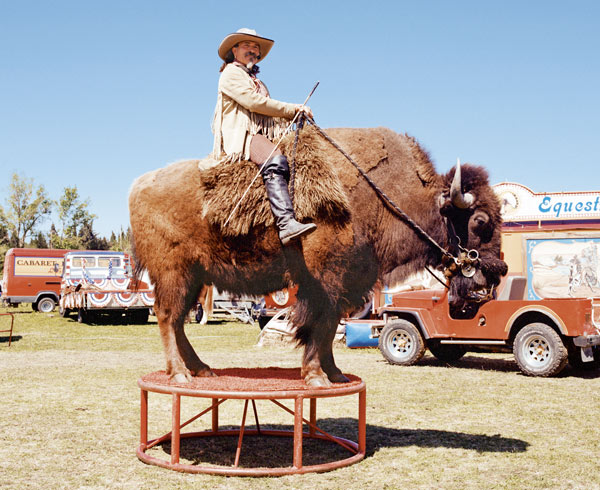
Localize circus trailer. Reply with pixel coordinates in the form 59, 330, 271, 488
495, 183, 600, 309
1, 248, 73, 313
59, 251, 154, 323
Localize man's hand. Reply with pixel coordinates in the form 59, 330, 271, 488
295, 104, 314, 120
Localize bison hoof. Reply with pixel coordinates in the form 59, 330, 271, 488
195, 368, 217, 378
328, 372, 350, 383
173, 373, 191, 384
305, 374, 332, 388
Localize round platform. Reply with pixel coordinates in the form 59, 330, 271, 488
137, 367, 366, 476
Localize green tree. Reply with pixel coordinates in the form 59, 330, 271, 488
110, 226, 132, 253
30, 231, 49, 248
1, 173, 52, 248
54, 186, 96, 249
0, 207, 9, 246
79, 220, 109, 250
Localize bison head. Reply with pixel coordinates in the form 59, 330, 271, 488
438, 161, 508, 317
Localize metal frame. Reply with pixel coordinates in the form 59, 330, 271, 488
0, 312, 15, 347
137, 371, 366, 476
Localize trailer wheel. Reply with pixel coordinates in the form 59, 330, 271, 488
59, 306, 70, 318
37, 297, 57, 313
428, 342, 467, 363
513, 323, 568, 377
257, 314, 271, 330
77, 309, 87, 324
195, 303, 204, 323
378, 319, 425, 366
130, 309, 150, 324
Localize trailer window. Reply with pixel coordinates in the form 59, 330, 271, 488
98, 257, 121, 268
72, 257, 97, 267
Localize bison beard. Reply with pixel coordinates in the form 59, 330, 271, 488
129, 125, 507, 386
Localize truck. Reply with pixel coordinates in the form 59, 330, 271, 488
371, 275, 600, 377
1, 248, 72, 312
59, 250, 154, 323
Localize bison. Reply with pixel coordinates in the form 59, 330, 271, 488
129, 125, 507, 387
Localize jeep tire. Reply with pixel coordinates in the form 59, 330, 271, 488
513, 323, 568, 377
428, 342, 467, 363
379, 319, 426, 366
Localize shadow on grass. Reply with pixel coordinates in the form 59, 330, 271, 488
62, 314, 157, 326
0, 335, 22, 344
147, 419, 528, 469
378, 354, 600, 379
418, 354, 521, 373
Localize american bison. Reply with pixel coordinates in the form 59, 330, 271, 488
129, 125, 507, 386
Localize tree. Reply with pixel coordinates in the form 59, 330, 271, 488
54, 186, 96, 249
0, 207, 9, 246
1, 173, 52, 248
110, 226, 132, 253
30, 231, 49, 248
79, 220, 109, 250
49, 224, 60, 249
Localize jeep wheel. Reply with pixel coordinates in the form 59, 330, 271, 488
428, 342, 467, 363
37, 297, 56, 313
513, 323, 568, 377
378, 319, 425, 366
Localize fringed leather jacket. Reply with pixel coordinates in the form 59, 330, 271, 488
211, 62, 296, 162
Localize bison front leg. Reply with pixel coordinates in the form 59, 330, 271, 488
154, 277, 215, 382
301, 316, 350, 387
155, 307, 214, 382
294, 295, 349, 387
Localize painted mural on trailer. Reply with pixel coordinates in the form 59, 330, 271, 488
526, 237, 600, 299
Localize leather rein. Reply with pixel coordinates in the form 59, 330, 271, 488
289, 116, 489, 294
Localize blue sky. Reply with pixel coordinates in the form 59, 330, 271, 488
1, 1, 599, 239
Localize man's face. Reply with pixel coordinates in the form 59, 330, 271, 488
232, 40, 261, 66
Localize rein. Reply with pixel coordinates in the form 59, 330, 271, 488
289, 117, 485, 282
295, 117, 471, 266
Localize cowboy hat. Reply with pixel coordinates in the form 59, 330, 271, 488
218, 28, 274, 62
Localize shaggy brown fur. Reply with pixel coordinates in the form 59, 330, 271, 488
200, 127, 351, 236
129, 125, 507, 387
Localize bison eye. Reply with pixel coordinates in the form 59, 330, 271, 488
469, 211, 490, 233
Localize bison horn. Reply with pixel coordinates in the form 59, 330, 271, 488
450, 158, 475, 209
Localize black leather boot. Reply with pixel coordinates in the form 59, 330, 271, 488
262, 155, 317, 245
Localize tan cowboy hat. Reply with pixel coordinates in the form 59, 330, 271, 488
218, 28, 274, 62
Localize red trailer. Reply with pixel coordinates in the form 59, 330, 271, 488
1, 248, 72, 312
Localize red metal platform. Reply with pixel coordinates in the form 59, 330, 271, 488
137, 367, 366, 476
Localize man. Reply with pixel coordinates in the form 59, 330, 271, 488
212, 28, 317, 245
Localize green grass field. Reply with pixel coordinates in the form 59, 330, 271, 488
1, 306, 599, 490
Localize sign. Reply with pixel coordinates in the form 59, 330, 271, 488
525, 237, 600, 300
494, 183, 600, 222
14, 257, 64, 277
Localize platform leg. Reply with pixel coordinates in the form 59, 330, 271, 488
212, 398, 219, 433
309, 398, 317, 436
234, 399, 250, 468
251, 399, 261, 434
358, 388, 366, 454
171, 394, 181, 465
293, 396, 303, 469
140, 389, 148, 446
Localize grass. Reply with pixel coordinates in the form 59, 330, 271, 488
1, 305, 599, 489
